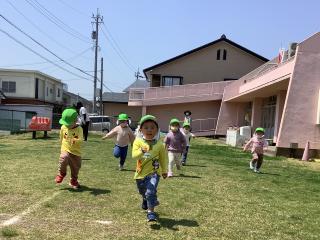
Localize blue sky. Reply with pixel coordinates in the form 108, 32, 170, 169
0, 0, 319, 99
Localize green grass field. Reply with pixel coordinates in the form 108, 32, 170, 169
0, 132, 319, 239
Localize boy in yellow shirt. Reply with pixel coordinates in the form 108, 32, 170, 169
55, 108, 83, 189
132, 115, 168, 222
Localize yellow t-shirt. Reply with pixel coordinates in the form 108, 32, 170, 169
132, 138, 168, 179
60, 125, 83, 156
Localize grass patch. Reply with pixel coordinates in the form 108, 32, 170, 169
1, 227, 19, 238
0, 133, 319, 239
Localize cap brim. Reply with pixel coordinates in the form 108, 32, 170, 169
59, 119, 71, 126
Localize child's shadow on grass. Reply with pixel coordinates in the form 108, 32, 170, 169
185, 164, 207, 168
150, 218, 199, 231
172, 174, 201, 179
61, 185, 110, 196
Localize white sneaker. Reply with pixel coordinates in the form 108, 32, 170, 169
167, 172, 173, 178
119, 165, 124, 171
249, 161, 255, 170
254, 168, 260, 173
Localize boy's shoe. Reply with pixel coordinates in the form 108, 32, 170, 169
167, 172, 173, 178
141, 199, 147, 210
55, 174, 65, 184
181, 161, 186, 166
249, 161, 255, 170
69, 179, 80, 189
119, 165, 124, 171
147, 212, 157, 222
254, 168, 261, 174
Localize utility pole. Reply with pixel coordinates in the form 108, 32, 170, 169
100, 57, 103, 115
91, 9, 103, 113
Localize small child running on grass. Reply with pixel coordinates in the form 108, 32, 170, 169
55, 108, 83, 189
243, 127, 268, 173
102, 113, 135, 170
132, 115, 168, 222
180, 122, 195, 166
164, 118, 187, 177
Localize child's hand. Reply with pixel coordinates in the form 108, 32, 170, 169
141, 146, 149, 153
102, 136, 107, 140
162, 173, 168, 179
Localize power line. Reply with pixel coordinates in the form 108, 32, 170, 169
0, 48, 91, 68
24, 0, 91, 44
56, 0, 89, 17
0, 28, 93, 82
100, 26, 136, 73
0, 14, 94, 79
101, 23, 136, 70
5, 0, 92, 60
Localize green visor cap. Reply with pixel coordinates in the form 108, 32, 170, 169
255, 127, 265, 133
118, 113, 129, 121
139, 115, 157, 125
170, 118, 180, 125
183, 122, 191, 127
59, 108, 78, 126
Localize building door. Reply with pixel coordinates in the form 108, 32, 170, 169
261, 96, 276, 139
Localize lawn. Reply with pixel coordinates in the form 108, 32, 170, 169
0, 132, 319, 239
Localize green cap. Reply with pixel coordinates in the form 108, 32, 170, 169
139, 115, 157, 126
183, 122, 191, 128
170, 118, 180, 125
59, 108, 78, 126
118, 113, 129, 121
255, 127, 265, 133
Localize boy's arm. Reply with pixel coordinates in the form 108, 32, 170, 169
102, 127, 117, 139
59, 127, 63, 143
181, 133, 187, 153
243, 138, 253, 151
159, 144, 168, 178
164, 135, 170, 150
132, 140, 144, 160
128, 128, 136, 144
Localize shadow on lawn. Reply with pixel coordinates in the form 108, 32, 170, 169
61, 185, 110, 196
172, 174, 201, 179
185, 164, 207, 168
120, 169, 136, 172
150, 217, 199, 231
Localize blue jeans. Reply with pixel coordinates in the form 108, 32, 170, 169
136, 173, 160, 209
113, 145, 128, 166
182, 146, 190, 163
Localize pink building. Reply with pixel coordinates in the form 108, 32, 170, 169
129, 32, 320, 157
216, 32, 320, 157
129, 35, 268, 134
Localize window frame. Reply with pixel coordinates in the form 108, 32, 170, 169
161, 76, 183, 87
1, 81, 16, 93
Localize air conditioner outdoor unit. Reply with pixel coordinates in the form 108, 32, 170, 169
281, 50, 289, 63
288, 42, 298, 58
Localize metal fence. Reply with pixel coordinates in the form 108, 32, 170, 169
0, 109, 36, 133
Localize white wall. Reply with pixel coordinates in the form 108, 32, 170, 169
0, 72, 35, 98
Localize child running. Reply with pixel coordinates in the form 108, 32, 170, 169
180, 122, 195, 166
55, 108, 83, 189
164, 118, 187, 177
132, 115, 168, 222
102, 113, 135, 170
243, 127, 268, 173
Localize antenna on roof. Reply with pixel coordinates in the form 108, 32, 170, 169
134, 68, 144, 81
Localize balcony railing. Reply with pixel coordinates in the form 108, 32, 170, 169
188, 118, 217, 132
129, 81, 232, 101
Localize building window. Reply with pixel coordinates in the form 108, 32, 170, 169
57, 88, 61, 97
50, 88, 53, 94
216, 49, 221, 60
1, 81, 16, 93
161, 76, 183, 86
223, 49, 227, 60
